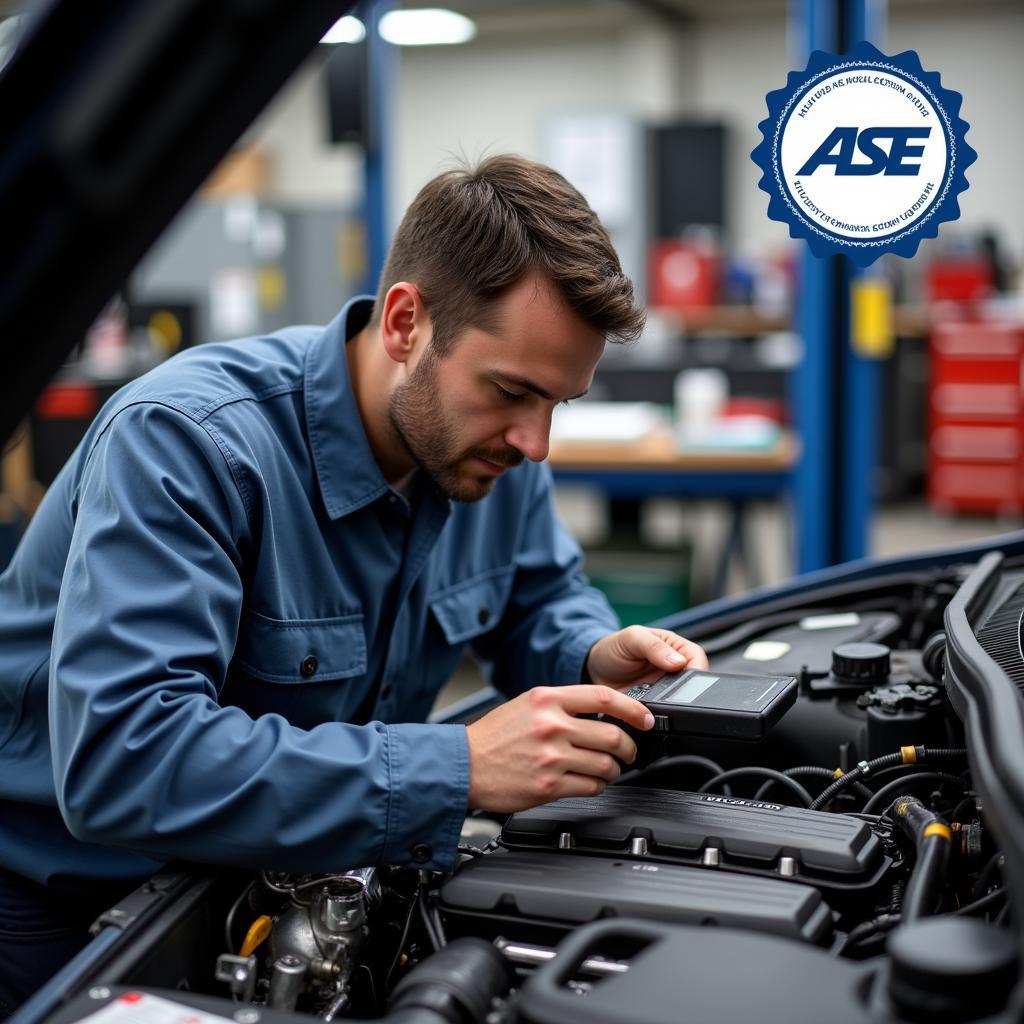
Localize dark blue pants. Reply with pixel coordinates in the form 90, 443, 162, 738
0, 869, 121, 1021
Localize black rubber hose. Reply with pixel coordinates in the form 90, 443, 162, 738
902, 833, 951, 922
860, 771, 969, 815
697, 767, 813, 807
388, 937, 513, 1024
809, 752, 903, 810
616, 754, 730, 793
889, 796, 954, 923
754, 766, 873, 802
921, 631, 946, 683
418, 896, 444, 951
955, 888, 1007, 917
972, 853, 1005, 900
809, 747, 966, 810
840, 913, 901, 954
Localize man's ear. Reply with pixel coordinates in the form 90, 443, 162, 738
379, 282, 429, 365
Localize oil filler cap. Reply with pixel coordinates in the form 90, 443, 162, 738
888, 917, 1018, 1021
831, 642, 890, 685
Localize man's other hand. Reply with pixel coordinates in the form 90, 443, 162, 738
584, 625, 710, 689
465, 684, 653, 813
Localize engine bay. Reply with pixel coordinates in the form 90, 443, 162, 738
35, 552, 1024, 1024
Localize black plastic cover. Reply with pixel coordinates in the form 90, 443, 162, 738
517, 919, 877, 1024
710, 611, 901, 677
440, 850, 833, 945
502, 788, 884, 887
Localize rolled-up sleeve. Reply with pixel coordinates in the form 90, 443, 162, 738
474, 462, 619, 696
50, 402, 467, 872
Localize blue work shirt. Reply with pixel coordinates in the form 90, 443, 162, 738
0, 297, 618, 888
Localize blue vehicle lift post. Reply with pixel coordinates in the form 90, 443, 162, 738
363, 0, 394, 293
791, 0, 887, 573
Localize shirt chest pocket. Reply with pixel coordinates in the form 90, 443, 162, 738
428, 568, 516, 647
233, 610, 368, 683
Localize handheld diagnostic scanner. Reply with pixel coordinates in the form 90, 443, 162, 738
624, 668, 798, 740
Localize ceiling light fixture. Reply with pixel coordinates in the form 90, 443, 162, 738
377, 8, 476, 46
320, 15, 366, 45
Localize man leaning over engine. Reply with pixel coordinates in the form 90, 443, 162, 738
0, 154, 707, 1015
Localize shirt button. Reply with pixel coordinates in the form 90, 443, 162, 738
411, 843, 432, 864
300, 655, 318, 677
478, 607, 490, 626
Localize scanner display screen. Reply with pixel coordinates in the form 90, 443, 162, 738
662, 673, 719, 704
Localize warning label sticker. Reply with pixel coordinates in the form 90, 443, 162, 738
79, 992, 235, 1024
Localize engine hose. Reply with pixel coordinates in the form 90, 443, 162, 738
972, 852, 1004, 900
859, 771, 969, 816
808, 747, 967, 811
754, 766, 873, 803
697, 767, 813, 808
902, 835, 951, 922
616, 754, 731, 794
890, 796, 954, 922
955, 887, 1007, 917
387, 937, 513, 1024
840, 912, 901, 954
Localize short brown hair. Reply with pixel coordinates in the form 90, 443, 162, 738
372, 154, 645, 354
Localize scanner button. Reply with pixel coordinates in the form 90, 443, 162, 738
654, 715, 670, 732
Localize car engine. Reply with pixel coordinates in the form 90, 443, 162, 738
177, 558, 1015, 1024
38, 552, 1024, 1024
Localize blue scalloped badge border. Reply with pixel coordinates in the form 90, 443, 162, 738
751, 41, 976, 266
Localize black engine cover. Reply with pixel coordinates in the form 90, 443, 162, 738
501, 788, 885, 889
440, 850, 833, 945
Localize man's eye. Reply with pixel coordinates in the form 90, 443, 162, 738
495, 384, 526, 403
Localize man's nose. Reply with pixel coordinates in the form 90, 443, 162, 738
505, 407, 552, 463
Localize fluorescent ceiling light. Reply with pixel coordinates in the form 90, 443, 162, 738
321, 15, 366, 45
378, 8, 476, 46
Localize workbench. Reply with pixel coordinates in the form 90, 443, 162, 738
548, 429, 798, 599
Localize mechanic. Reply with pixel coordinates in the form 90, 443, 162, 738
0, 154, 707, 1015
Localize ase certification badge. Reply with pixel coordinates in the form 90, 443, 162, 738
751, 41, 975, 266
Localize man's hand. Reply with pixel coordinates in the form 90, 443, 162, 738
465, 684, 654, 813
584, 625, 709, 690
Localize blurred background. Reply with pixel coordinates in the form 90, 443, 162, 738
2, 0, 1023, 636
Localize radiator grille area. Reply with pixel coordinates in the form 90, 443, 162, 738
976, 583, 1024, 688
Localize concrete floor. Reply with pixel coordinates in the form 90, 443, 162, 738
433, 492, 1022, 710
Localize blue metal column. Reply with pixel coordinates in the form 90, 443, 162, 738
792, 0, 839, 574
363, 0, 394, 292
839, 0, 887, 563
790, 0, 886, 573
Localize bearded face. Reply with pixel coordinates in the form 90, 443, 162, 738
387, 347, 524, 503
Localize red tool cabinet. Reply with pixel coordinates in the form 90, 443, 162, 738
929, 321, 1024, 515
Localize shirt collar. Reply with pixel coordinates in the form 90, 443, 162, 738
304, 296, 391, 519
